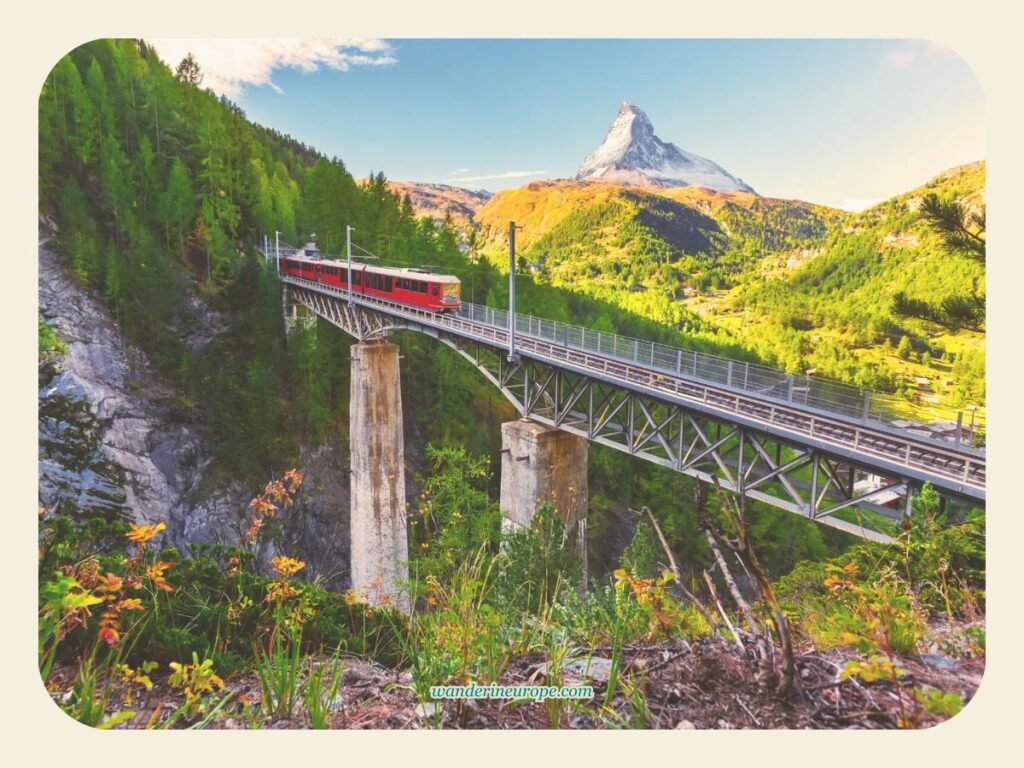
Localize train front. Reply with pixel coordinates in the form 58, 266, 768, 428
439, 277, 461, 312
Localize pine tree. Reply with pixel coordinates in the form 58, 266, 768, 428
159, 158, 193, 258
920, 193, 985, 264
174, 53, 203, 88
897, 335, 913, 361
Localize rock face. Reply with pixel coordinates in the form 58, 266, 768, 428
577, 103, 756, 194
37, 238, 357, 589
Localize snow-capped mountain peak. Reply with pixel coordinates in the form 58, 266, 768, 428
577, 103, 756, 194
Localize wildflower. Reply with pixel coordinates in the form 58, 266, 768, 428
248, 496, 277, 518
283, 468, 304, 493
99, 627, 119, 646
264, 581, 299, 603
125, 521, 167, 546
96, 572, 124, 596
145, 561, 175, 592
343, 589, 361, 606
271, 556, 305, 578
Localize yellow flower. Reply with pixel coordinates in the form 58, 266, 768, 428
145, 561, 175, 592
125, 521, 167, 546
271, 555, 306, 578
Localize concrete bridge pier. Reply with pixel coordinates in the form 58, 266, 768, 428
349, 341, 410, 612
499, 419, 589, 583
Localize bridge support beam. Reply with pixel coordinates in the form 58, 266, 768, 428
499, 419, 588, 582
283, 288, 315, 335
349, 342, 410, 612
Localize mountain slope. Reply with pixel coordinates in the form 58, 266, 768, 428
577, 103, 756, 193
474, 161, 984, 406
383, 181, 492, 225
474, 179, 844, 289
729, 161, 986, 403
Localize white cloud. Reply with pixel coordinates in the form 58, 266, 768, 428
882, 49, 917, 69
444, 169, 549, 183
149, 38, 396, 98
839, 198, 884, 213
449, 168, 470, 175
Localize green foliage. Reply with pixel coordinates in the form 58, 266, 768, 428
410, 444, 502, 589
395, 549, 513, 706
167, 652, 227, 720
919, 192, 985, 264
38, 316, 67, 359
493, 507, 582, 616
302, 652, 344, 729
914, 688, 964, 718
897, 335, 913, 360
621, 521, 659, 578
775, 486, 985, 654
254, 634, 302, 720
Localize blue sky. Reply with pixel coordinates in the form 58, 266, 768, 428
152, 38, 984, 210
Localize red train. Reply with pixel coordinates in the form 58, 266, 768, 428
279, 244, 462, 313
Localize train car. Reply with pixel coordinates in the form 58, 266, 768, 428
279, 244, 461, 313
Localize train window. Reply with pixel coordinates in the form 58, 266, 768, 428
384, 276, 392, 292
354, 272, 361, 286
432, 285, 439, 296
419, 281, 428, 294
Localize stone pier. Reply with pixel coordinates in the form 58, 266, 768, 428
349, 341, 409, 612
499, 419, 589, 574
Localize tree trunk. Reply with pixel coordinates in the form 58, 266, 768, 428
705, 528, 760, 636
631, 506, 717, 631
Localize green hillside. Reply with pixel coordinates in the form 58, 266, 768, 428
731, 162, 985, 406
475, 165, 985, 413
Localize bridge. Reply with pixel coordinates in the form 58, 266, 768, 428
258, 238, 986, 609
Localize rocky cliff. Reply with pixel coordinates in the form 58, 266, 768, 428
38, 237, 358, 588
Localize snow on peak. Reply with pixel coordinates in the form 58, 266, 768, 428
577, 103, 756, 194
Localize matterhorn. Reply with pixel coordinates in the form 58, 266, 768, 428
576, 102, 756, 194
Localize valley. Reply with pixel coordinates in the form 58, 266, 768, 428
35, 39, 986, 732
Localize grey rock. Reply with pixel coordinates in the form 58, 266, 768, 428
536, 656, 615, 683
919, 654, 960, 673
416, 702, 443, 720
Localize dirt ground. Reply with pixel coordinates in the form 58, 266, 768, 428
45, 629, 983, 730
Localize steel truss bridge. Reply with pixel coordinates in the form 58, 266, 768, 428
273, 264, 985, 542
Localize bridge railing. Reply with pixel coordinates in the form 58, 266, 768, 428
458, 302, 985, 450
